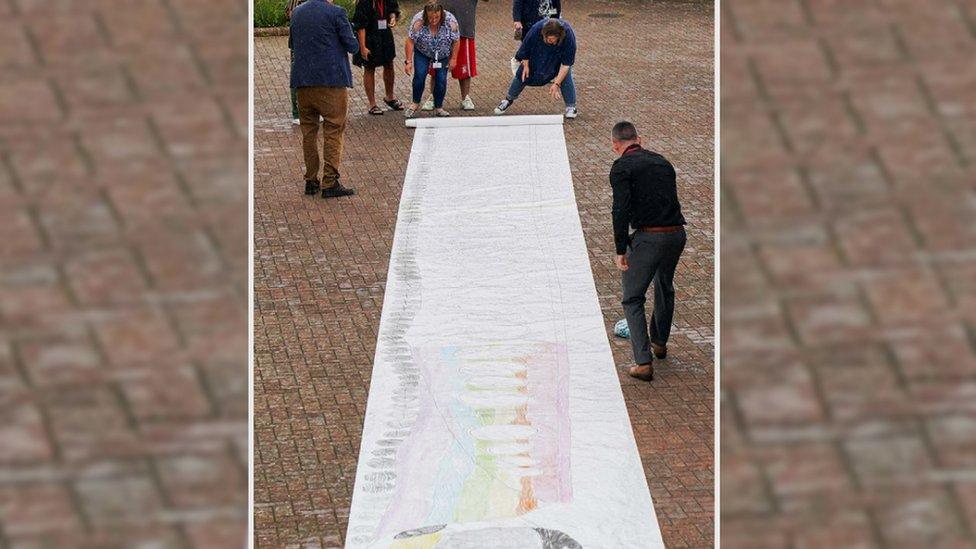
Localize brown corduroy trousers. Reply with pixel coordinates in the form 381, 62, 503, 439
296, 86, 348, 185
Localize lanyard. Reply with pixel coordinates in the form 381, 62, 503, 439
428, 25, 440, 59
375, 0, 384, 19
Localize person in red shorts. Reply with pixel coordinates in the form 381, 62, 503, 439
422, 0, 487, 111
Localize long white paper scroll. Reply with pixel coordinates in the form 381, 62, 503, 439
345, 116, 664, 548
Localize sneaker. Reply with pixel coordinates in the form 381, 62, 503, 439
304, 180, 320, 195
322, 181, 355, 198
564, 106, 578, 119
435, 109, 451, 117
292, 118, 300, 125
510, 57, 520, 76
460, 96, 475, 111
421, 96, 434, 111
494, 99, 512, 115
404, 107, 416, 119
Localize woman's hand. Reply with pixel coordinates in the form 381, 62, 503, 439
449, 56, 457, 71
549, 82, 561, 100
389, 14, 397, 27
404, 59, 413, 74
361, 47, 371, 60
521, 60, 530, 82
514, 21, 522, 31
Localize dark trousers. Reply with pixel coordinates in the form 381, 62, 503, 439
296, 86, 348, 184
621, 229, 686, 365
506, 65, 576, 107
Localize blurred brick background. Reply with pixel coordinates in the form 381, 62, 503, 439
0, 0, 248, 546
253, 0, 713, 547
722, 0, 976, 546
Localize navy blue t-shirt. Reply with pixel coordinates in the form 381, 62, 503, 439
513, 19, 576, 86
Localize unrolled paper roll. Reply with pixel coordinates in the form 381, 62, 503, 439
405, 114, 564, 128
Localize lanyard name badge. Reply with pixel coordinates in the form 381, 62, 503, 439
376, 0, 387, 29
432, 50, 442, 69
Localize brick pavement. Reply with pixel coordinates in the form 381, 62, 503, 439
722, 0, 976, 546
0, 0, 248, 546
253, 1, 714, 547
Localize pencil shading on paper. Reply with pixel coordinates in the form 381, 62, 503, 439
346, 117, 664, 548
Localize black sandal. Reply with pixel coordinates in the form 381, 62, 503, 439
383, 98, 405, 111
368, 105, 384, 115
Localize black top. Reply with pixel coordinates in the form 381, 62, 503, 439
351, 0, 400, 67
513, 0, 560, 29
351, 0, 400, 32
610, 144, 686, 255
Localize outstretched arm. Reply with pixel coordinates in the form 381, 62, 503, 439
337, 12, 360, 54
610, 163, 633, 257
404, 37, 415, 73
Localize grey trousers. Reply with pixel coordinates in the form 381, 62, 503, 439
621, 229, 686, 365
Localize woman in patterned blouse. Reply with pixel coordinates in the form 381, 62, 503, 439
403, 3, 460, 118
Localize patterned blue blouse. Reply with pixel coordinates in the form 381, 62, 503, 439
407, 10, 460, 60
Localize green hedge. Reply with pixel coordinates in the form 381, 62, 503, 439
254, 0, 356, 28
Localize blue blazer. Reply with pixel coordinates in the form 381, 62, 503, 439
290, 0, 360, 88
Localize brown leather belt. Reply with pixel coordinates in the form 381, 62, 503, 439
638, 225, 684, 233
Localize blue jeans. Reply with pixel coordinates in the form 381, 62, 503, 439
412, 51, 448, 108
506, 66, 576, 107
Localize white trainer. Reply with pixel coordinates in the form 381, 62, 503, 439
494, 99, 512, 115
564, 106, 578, 119
421, 96, 434, 111
460, 96, 475, 110
292, 118, 300, 125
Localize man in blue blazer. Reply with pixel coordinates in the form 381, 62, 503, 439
291, 0, 360, 198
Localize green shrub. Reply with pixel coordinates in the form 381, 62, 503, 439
254, 0, 356, 28
334, 0, 356, 16
254, 0, 287, 27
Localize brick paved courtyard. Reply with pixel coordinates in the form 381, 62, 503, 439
254, 0, 714, 547
0, 0, 248, 546
722, 0, 976, 546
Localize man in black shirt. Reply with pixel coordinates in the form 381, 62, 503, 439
610, 121, 687, 382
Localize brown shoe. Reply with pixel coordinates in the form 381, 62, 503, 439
652, 342, 667, 359
628, 363, 654, 382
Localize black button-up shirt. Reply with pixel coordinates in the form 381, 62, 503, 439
610, 144, 686, 255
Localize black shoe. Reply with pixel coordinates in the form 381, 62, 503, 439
652, 342, 667, 359
322, 181, 355, 198
304, 180, 320, 195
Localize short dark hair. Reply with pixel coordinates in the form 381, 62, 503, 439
612, 121, 638, 142
541, 20, 566, 44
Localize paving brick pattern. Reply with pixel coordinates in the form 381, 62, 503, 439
0, 0, 248, 546
253, 1, 714, 547
721, 0, 976, 546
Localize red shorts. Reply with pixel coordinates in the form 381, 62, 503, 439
427, 38, 478, 79
453, 37, 477, 79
